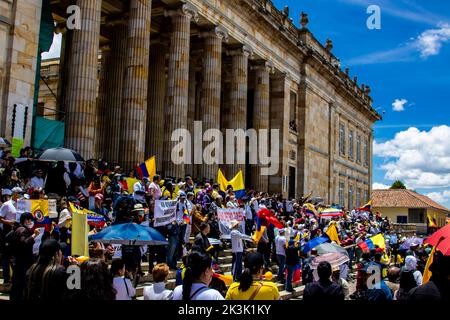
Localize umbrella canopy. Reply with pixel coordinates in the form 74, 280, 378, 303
425, 223, 450, 255
89, 223, 168, 245
316, 242, 349, 257
302, 236, 329, 253
311, 252, 349, 270
0, 137, 11, 147
37, 147, 84, 162
400, 237, 424, 250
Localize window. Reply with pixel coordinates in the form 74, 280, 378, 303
356, 188, 361, 208
289, 92, 297, 132
397, 216, 408, 224
356, 134, 361, 163
339, 182, 345, 206
348, 130, 354, 159
363, 137, 369, 166
364, 190, 369, 203
408, 208, 426, 223
348, 185, 353, 209
339, 124, 346, 156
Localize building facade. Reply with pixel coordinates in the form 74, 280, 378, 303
373, 189, 450, 234
1, 0, 381, 205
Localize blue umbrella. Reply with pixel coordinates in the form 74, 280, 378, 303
89, 223, 168, 246
302, 236, 329, 253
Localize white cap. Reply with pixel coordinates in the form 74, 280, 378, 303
1, 189, 12, 196
11, 187, 24, 194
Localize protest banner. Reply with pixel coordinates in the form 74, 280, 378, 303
153, 200, 177, 227
217, 208, 245, 239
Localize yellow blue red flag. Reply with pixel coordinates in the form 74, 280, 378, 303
217, 169, 245, 199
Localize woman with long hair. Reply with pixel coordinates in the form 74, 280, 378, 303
71, 258, 116, 300
226, 252, 280, 300
25, 239, 67, 301
172, 251, 224, 300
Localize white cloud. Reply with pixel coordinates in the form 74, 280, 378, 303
392, 98, 408, 112
426, 190, 450, 205
414, 23, 450, 58
374, 126, 450, 189
373, 182, 390, 190
41, 33, 62, 60
346, 24, 450, 65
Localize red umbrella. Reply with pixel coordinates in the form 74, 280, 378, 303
424, 223, 450, 255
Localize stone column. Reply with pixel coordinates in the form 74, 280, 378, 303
64, 0, 102, 158
224, 45, 252, 180
119, 0, 152, 170
186, 55, 199, 177
146, 39, 167, 171
251, 61, 273, 192
163, 3, 198, 178
95, 46, 112, 159
198, 26, 228, 181
101, 24, 128, 164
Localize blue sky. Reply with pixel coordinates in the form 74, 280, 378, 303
273, 0, 450, 208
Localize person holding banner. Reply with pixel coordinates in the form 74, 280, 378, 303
230, 220, 253, 281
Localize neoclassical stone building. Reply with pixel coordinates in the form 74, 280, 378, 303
1, 0, 381, 208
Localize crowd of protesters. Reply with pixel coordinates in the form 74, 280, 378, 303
0, 148, 450, 301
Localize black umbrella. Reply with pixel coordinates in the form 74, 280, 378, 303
37, 147, 84, 162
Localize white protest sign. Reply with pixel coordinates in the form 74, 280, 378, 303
217, 208, 245, 240
153, 200, 177, 227
112, 244, 122, 259
32, 227, 45, 255
48, 199, 58, 218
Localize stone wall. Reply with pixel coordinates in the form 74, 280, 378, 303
0, 0, 42, 146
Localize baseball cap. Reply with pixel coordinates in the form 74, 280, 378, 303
1, 189, 12, 196
11, 187, 24, 194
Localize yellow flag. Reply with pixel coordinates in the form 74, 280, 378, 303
326, 224, 341, 245
422, 246, 436, 284
145, 156, 156, 179
253, 226, 266, 243
217, 168, 229, 192
370, 233, 386, 250
125, 177, 141, 194
71, 212, 89, 257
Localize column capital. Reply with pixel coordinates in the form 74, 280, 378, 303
251, 60, 275, 74
199, 26, 229, 43
165, 3, 199, 22
226, 44, 253, 58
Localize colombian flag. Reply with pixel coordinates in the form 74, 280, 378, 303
319, 208, 345, 217
17, 199, 52, 231
325, 223, 341, 245
358, 233, 386, 252
217, 169, 245, 199
428, 213, 437, 228
358, 200, 372, 212
303, 203, 318, 217
136, 156, 156, 180
183, 209, 190, 224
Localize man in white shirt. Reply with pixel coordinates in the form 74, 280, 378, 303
29, 169, 45, 190
275, 229, 287, 284
0, 187, 23, 286
133, 180, 146, 204
230, 220, 253, 281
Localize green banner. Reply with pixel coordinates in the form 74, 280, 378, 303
32, 116, 64, 151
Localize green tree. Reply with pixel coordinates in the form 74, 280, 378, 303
390, 180, 406, 189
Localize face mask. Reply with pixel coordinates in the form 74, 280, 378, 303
26, 222, 34, 229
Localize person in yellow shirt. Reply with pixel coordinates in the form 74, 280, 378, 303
226, 252, 280, 300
